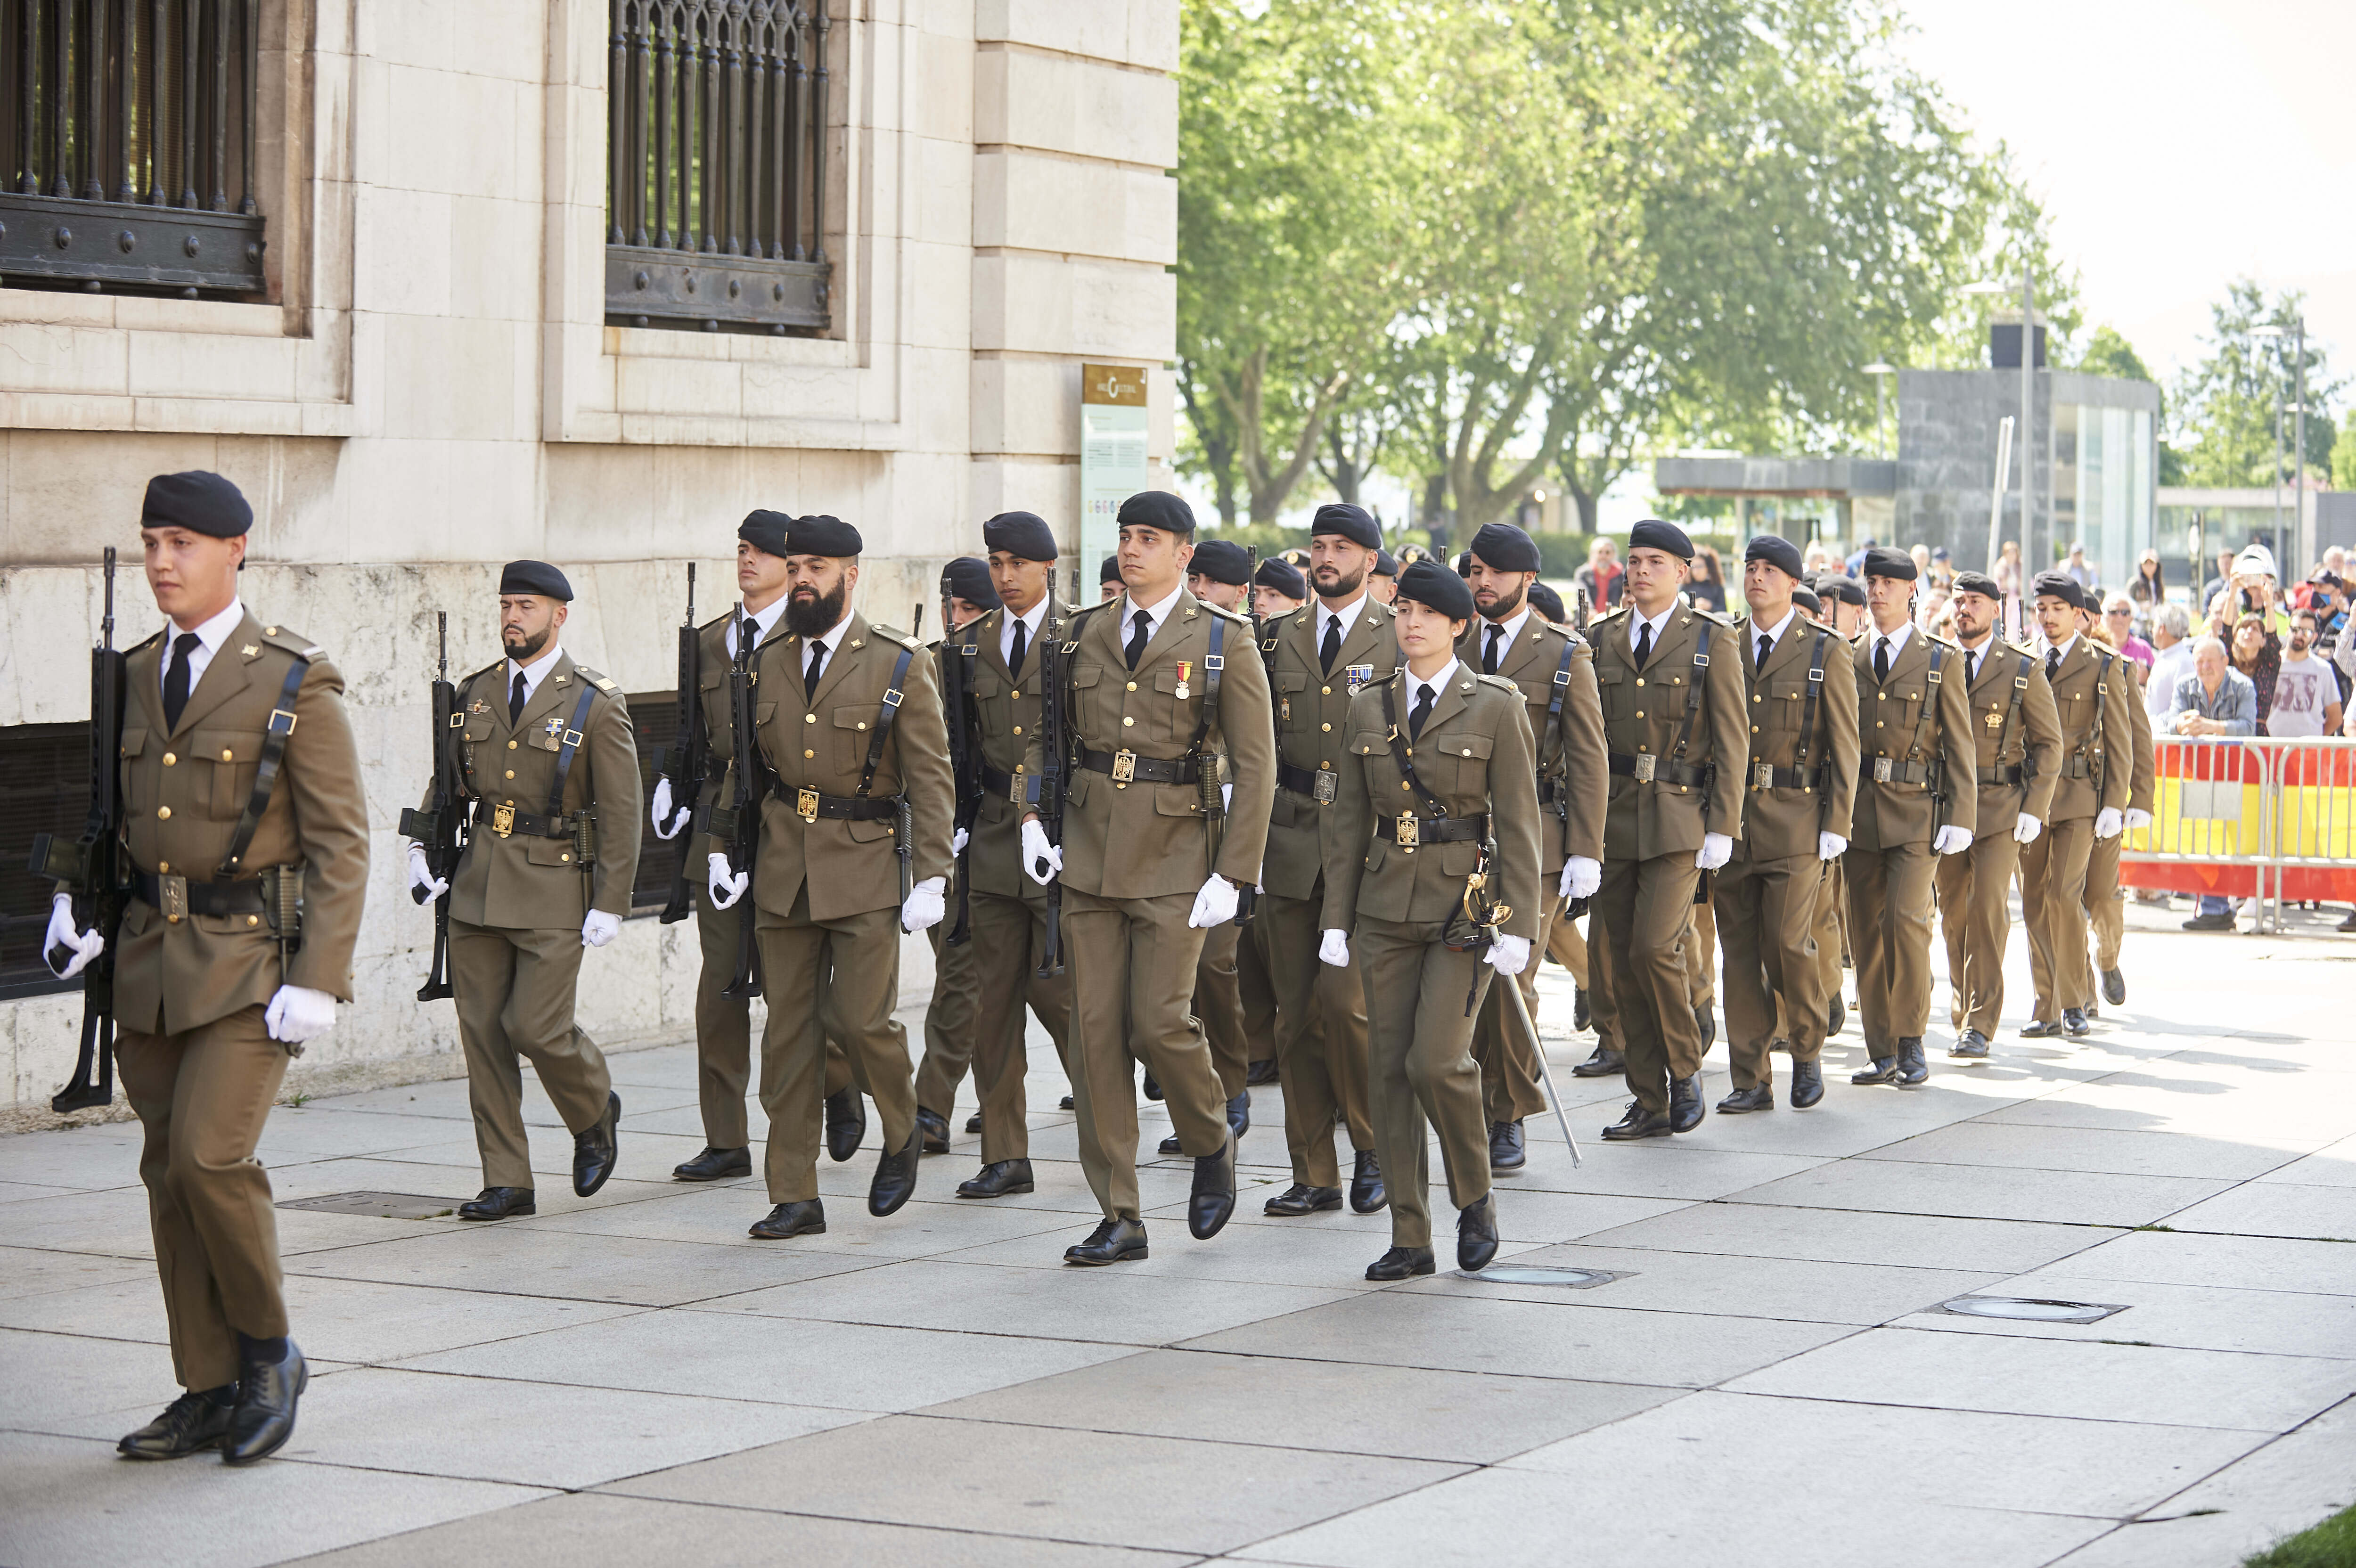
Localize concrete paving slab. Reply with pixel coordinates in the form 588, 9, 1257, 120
0, 1326, 358, 1437
2164, 1180, 2356, 1242
0, 1184, 466, 1261
2257, 1134, 2356, 1188
1398, 1243, 2003, 1325
1729, 1156, 2233, 1227
0, 1244, 150, 1302
287, 1223, 889, 1307
1861, 1119, 2308, 1179
1898, 1272, 2356, 1358
0, 1126, 146, 1191
1572, 1198, 2104, 1272
1490, 1143, 1833, 1201
2052, 1227, 2356, 1297
518, 1186, 1084, 1258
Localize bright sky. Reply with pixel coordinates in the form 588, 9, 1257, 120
1891, 0, 2356, 387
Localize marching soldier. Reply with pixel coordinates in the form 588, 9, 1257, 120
1256, 505, 1398, 1215
2019, 572, 2130, 1039
1591, 521, 1748, 1138
928, 519, 1075, 1198
704, 516, 955, 1237
1712, 535, 1859, 1111
1846, 547, 1976, 1086
1458, 522, 1605, 1169
1369, 548, 1400, 605
1254, 555, 1309, 620
1935, 572, 2061, 1057
44, 472, 369, 1463
1319, 559, 1541, 1279
1798, 583, 1852, 1044
653, 512, 868, 1184
407, 561, 638, 1217
2082, 620, 2155, 1012
1019, 491, 1276, 1265
1099, 555, 1125, 604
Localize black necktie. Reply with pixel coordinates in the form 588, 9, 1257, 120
740, 613, 758, 658
2046, 649, 2061, 682
1125, 610, 1150, 671
1320, 614, 1342, 675
1756, 633, 1772, 671
1008, 619, 1028, 677
508, 670, 528, 727
163, 632, 200, 732
1633, 620, 1653, 671
1483, 623, 1504, 675
1967, 650, 1980, 687
1408, 682, 1435, 740
1875, 637, 1891, 685
806, 640, 827, 699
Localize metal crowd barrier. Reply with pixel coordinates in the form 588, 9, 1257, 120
2118, 733, 2356, 932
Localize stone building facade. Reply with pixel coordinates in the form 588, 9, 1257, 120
0, 0, 1180, 1114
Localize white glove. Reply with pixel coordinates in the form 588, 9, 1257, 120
708, 851, 749, 909
407, 843, 449, 905
1318, 929, 1350, 967
2124, 807, 2153, 831
1818, 831, 1848, 861
581, 910, 620, 948
1694, 832, 1732, 872
951, 827, 969, 857
263, 985, 338, 1045
1557, 855, 1601, 902
1485, 933, 1531, 977
902, 876, 947, 933
43, 892, 104, 980
1221, 782, 1232, 810
2014, 812, 2043, 845
649, 777, 692, 840
1933, 825, 1973, 856
1189, 873, 1240, 929
2094, 807, 2125, 841
1020, 819, 1063, 886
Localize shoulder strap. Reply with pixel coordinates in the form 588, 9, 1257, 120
1671, 621, 1714, 762
1797, 628, 1829, 767
1907, 644, 1947, 762
1379, 681, 1451, 820
1186, 616, 1227, 756
858, 646, 918, 799
2001, 652, 2033, 769
540, 684, 601, 822
1538, 632, 1581, 773
215, 655, 312, 879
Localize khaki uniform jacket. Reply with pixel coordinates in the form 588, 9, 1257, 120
1731, 614, 1861, 861
1262, 595, 1400, 900
686, 609, 774, 863
1851, 627, 1978, 850
435, 650, 642, 929
721, 612, 955, 923
2040, 638, 2133, 821
1955, 639, 2062, 838
1321, 668, 1542, 940
947, 598, 1063, 902
1457, 613, 1608, 871
114, 613, 370, 1036
1023, 588, 1276, 900
1590, 605, 1749, 860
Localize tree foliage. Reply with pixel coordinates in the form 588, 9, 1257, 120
2169, 280, 2342, 489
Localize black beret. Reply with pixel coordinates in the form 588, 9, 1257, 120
500, 560, 573, 601
1254, 557, 1308, 600
1100, 554, 1123, 586
1527, 581, 1567, 623
1743, 534, 1805, 581
981, 510, 1057, 563
1792, 585, 1823, 615
1950, 571, 2003, 600
1116, 490, 1195, 537
1373, 548, 1398, 577
940, 556, 999, 611
1187, 538, 1252, 587
1310, 503, 1382, 550
1862, 546, 1916, 581
1628, 519, 1693, 560
2030, 570, 2084, 610
142, 470, 251, 538
1455, 552, 1472, 578
787, 514, 862, 558
1815, 573, 1865, 607
738, 508, 792, 556
1469, 522, 1541, 574
1397, 559, 1475, 621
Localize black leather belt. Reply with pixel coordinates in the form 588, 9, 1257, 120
978, 763, 1043, 805
1607, 752, 1709, 787
1373, 812, 1488, 846
132, 871, 269, 916
1977, 763, 2025, 785
2058, 755, 2096, 779
1080, 747, 1202, 785
478, 804, 573, 839
1277, 759, 1339, 802
1864, 757, 1932, 785
769, 781, 900, 821
1746, 762, 1830, 792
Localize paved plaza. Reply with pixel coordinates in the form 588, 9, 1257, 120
2, 900, 2353, 1568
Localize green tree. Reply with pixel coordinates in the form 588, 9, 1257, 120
2336, 411, 2356, 493
2075, 325, 2154, 383
2170, 280, 2342, 488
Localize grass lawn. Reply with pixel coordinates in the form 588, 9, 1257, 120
2247, 1505, 2356, 1568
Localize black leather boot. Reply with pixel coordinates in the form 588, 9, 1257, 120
1349, 1150, 1386, 1213
825, 1087, 867, 1161
671, 1145, 751, 1182
572, 1092, 620, 1197
749, 1199, 826, 1239
117, 1388, 234, 1460
457, 1186, 535, 1221
221, 1342, 306, 1466
956, 1159, 1034, 1199
1456, 1194, 1500, 1272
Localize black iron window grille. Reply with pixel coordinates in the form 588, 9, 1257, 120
606, 0, 831, 335
0, 0, 268, 296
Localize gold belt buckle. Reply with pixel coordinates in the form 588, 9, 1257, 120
160, 874, 189, 924
1873, 757, 1894, 783
1633, 754, 1657, 783
1010, 765, 1027, 805
1110, 750, 1137, 784
797, 787, 821, 822
1754, 761, 1775, 790
1313, 769, 1338, 804
1397, 812, 1420, 849
491, 802, 515, 837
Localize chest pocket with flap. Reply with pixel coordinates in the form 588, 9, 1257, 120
190, 727, 268, 820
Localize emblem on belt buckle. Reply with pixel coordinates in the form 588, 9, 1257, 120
797, 787, 821, 822
491, 802, 516, 837
1633, 754, 1657, 783
1753, 761, 1775, 790
1397, 812, 1420, 848
1010, 765, 1028, 805
1873, 757, 1894, 782
1314, 769, 1338, 804
1111, 750, 1138, 784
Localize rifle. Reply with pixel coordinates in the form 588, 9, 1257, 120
656, 565, 703, 924
31, 548, 131, 1112
395, 613, 466, 1001
1034, 604, 1068, 979
942, 612, 980, 945
715, 619, 764, 998
1230, 546, 1266, 927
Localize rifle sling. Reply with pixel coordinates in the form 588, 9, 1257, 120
1378, 680, 1454, 824
215, 657, 309, 879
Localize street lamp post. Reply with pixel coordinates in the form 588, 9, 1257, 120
1964, 267, 2036, 574
2251, 316, 2308, 571
1864, 362, 1898, 459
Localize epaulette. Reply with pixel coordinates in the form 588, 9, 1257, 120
254, 623, 325, 661
464, 658, 508, 687
868, 625, 925, 652
572, 665, 623, 697
129, 629, 168, 654
1688, 606, 1733, 627
1198, 601, 1253, 627
697, 610, 735, 635
1474, 672, 1521, 695
1593, 604, 1632, 622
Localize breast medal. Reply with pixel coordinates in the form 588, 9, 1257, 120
1173, 660, 1192, 701
543, 715, 565, 737
1346, 662, 1374, 694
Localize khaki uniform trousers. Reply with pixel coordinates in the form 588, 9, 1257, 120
1472, 898, 1558, 1125
752, 887, 917, 1203
1193, 919, 1250, 1099
1261, 890, 1375, 1188
2084, 830, 2126, 973
1714, 854, 1827, 1090
1599, 854, 1705, 1113
1239, 913, 1279, 1070
2021, 817, 2097, 1017
450, 917, 614, 1190
1938, 832, 2022, 1036
1845, 844, 1938, 1053
118, 1005, 290, 1392
945, 886, 1072, 1163
913, 910, 984, 1118
1062, 886, 1228, 1222
1686, 900, 1718, 1012
1356, 914, 1494, 1250
693, 883, 853, 1150
1549, 909, 1587, 985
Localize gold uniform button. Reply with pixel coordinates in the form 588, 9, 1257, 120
157, 860, 169, 873
1012, 725, 1024, 735
1877, 720, 1885, 728
247, 915, 260, 927
508, 740, 518, 750
1321, 722, 1332, 732
167, 914, 180, 924
220, 749, 234, 761
163, 751, 177, 766
803, 713, 816, 724
505, 769, 515, 779
1462, 747, 1473, 756
856, 721, 867, 731
1322, 686, 1332, 696
1636, 678, 1646, 687
1752, 694, 1761, 704
1011, 689, 1022, 699
803, 749, 814, 758
1752, 725, 1759, 733
1635, 710, 1644, 719
1123, 716, 1135, 727
562, 852, 572, 862
1878, 692, 1887, 701
157, 806, 172, 820
1126, 681, 1138, 692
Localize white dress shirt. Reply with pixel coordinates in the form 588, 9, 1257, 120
1475, 607, 1530, 671
1001, 596, 1050, 671
1628, 602, 1677, 658
725, 595, 788, 659
796, 602, 858, 686
1407, 657, 1463, 719
1749, 606, 1798, 664
1315, 590, 1369, 653
160, 596, 246, 706
2036, 631, 2078, 665
1867, 619, 1914, 676
1121, 582, 1185, 652
504, 639, 565, 710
